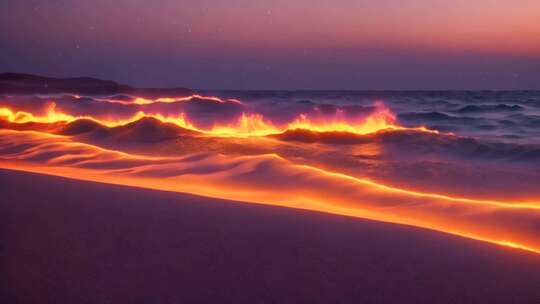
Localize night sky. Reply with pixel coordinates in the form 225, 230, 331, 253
1, 0, 539, 89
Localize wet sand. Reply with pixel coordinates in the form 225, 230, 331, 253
1, 168, 540, 303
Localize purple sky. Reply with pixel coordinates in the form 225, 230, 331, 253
1, 0, 539, 89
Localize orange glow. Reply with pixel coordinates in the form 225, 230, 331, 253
286, 102, 437, 135
205, 113, 281, 137
0, 101, 438, 137
132, 94, 243, 105
0, 129, 539, 254
0, 103, 76, 124
5, 97, 538, 255
1, 93, 539, 255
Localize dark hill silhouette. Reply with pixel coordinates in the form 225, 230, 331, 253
0, 73, 193, 96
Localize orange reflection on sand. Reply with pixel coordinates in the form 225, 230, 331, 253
0, 129, 539, 254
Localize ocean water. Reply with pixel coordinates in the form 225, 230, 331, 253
207, 90, 540, 145
2, 90, 540, 251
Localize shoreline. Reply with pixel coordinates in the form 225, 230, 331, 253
1, 168, 540, 303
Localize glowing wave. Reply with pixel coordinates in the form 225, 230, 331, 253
75, 94, 245, 105
0, 129, 539, 254
4, 95, 535, 254
132, 94, 243, 105
286, 102, 437, 135
0, 100, 436, 137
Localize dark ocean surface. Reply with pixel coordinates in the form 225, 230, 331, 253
206, 90, 540, 145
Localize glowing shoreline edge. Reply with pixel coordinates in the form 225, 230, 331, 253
0, 130, 539, 255
1, 96, 537, 254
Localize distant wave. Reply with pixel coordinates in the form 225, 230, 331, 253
454, 104, 524, 114
398, 111, 476, 122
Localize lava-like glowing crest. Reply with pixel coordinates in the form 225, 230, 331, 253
132, 94, 243, 105
1, 97, 433, 137
206, 113, 280, 137
0, 102, 76, 124
287, 102, 398, 134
